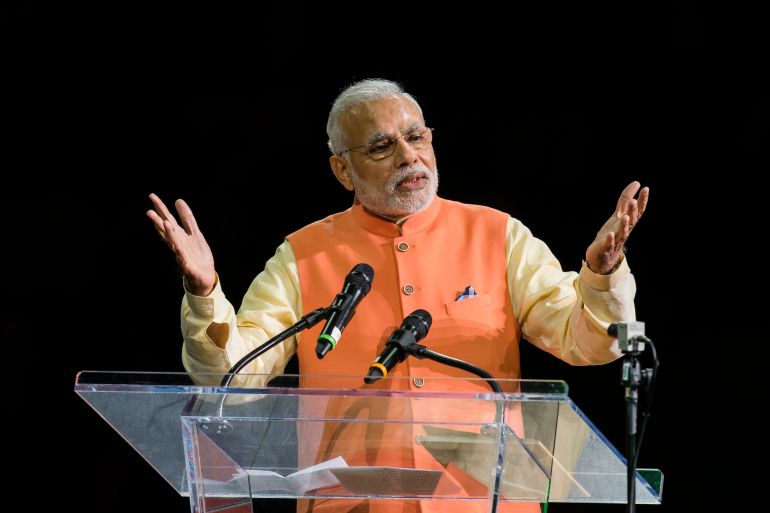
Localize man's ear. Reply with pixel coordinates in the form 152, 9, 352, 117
329, 155, 354, 191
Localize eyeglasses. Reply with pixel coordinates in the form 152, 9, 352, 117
336, 127, 434, 161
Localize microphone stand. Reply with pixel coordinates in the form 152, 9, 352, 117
402, 344, 520, 513
620, 335, 656, 513
182, 308, 329, 428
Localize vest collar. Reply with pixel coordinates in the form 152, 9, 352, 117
351, 196, 442, 238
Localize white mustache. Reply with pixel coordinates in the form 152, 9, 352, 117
389, 166, 433, 189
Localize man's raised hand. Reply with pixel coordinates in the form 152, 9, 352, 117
146, 194, 216, 296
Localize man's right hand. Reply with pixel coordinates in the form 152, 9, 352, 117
147, 193, 217, 296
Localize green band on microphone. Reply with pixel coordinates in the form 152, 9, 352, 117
318, 333, 337, 349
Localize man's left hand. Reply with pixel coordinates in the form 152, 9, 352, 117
586, 181, 650, 274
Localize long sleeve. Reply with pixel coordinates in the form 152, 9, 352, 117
180, 240, 302, 386
506, 217, 635, 365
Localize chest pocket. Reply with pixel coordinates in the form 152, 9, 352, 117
440, 293, 500, 334
445, 293, 491, 316
420, 293, 503, 366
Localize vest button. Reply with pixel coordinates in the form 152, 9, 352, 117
402, 284, 415, 295
415, 433, 426, 445
413, 377, 425, 387
396, 242, 410, 252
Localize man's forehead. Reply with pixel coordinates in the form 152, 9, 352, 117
341, 97, 424, 135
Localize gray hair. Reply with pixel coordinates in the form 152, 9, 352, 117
326, 78, 422, 155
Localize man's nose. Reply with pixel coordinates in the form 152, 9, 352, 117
393, 138, 419, 168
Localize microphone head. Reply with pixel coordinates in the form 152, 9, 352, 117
364, 367, 384, 384
349, 263, 374, 294
315, 340, 332, 359
404, 309, 432, 341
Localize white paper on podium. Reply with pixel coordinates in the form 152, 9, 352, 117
329, 466, 462, 496
245, 455, 349, 494
201, 456, 349, 495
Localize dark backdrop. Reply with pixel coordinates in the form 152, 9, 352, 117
5, 3, 766, 512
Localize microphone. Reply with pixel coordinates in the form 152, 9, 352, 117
365, 309, 432, 384
315, 263, 374, 358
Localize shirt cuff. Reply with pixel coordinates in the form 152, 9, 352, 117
183, 273, 227, 320
579, 257, 631, 291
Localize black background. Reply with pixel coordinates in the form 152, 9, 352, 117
4, 2, 767, 511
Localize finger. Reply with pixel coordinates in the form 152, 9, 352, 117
615, 215, 631, 252
626, 198, 639, 230
149, 193, 178, 226
168, 227, 195, 275
163, 219, 188, 257
604, 231, 615, 252
616, 181, 641, 214
636, 186, 650, 220
146, 210, 169, 243
175, 199, 201, 236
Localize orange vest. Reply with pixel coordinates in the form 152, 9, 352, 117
287, 197, 538, 513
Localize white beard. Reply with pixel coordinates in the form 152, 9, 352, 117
349, 164, 439, 219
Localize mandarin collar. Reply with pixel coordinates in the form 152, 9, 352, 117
351, 197, 442, 238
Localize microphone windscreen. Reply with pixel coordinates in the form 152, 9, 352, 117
405, 309, 432, 340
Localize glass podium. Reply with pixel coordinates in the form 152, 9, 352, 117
75, 372, 662, 512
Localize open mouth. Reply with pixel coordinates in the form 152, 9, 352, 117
396, 172, 428, 191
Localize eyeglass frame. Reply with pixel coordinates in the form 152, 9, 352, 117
335, 127, 434, 161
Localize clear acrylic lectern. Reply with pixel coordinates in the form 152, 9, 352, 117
75, 372, 662, 512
